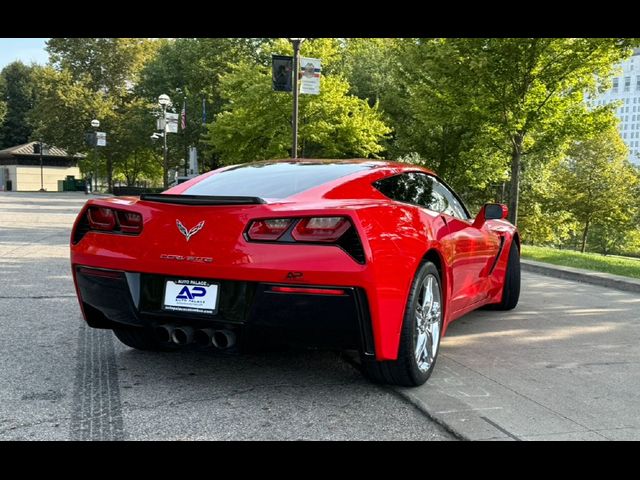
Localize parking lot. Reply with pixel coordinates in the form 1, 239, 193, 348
2, 192, 639, 441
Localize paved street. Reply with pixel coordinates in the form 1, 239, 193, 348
3, 192, 639, 441
0, 192, 453, 440
400, 273, 640, 440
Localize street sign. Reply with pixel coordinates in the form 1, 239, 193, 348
165, 113, 179, 133
272, 55, 293, 92
96, 132, 107, 147
300, 57, 321, 95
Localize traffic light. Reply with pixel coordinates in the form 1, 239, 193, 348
33, 143, 41, 154
85, 132, 96, 147
272, 55, 293, 92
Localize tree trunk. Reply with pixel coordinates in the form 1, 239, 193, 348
580, 218, 590, 253
507, 133, 523, 225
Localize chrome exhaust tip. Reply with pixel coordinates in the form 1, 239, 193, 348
212, 330, 236, 349
171, 326, 195, 345
155, 325, 174, 343
194, 328, 215, 347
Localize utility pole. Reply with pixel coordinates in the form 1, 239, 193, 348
158, 94, 171, 188
289, 38, 304, 159
90, 119, 100, 192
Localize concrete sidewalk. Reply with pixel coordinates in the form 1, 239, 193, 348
396, 269, 640, 441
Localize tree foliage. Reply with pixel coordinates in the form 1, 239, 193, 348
554, 126, 639, 254
31, 38, 163, 189
0, 61, 38, 148
392, 38, 635, 224
202, 39, 391, 164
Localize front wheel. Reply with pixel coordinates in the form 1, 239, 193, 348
360, 261, 443, 387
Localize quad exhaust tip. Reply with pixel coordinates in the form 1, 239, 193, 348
212, 330, 236, 349
156, 325, 236, 349
171, 326, 194, 345
155, 325, 174, 343
194, 328, 215, 347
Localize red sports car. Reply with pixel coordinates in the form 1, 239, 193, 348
70, 160, 520, 386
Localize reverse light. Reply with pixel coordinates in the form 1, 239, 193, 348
292, 216, 350, 242
247, 218, 292, 241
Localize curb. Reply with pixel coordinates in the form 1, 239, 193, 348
521, 259, 640, 294
390, 388, 470, 441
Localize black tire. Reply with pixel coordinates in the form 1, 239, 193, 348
360, 261, 443, 387
491, 240, 520, 311
113, 326, 177, 352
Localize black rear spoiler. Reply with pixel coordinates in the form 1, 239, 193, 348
139, 194, 266, 205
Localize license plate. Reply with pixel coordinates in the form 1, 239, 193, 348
163, 279, 219, 314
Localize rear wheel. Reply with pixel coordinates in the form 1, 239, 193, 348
113, 326, 177, 352
361, 261, 443, 387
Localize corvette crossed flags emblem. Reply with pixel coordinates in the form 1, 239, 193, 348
176, 220, 205, 242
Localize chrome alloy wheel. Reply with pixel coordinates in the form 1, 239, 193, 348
414, 274, 442, 372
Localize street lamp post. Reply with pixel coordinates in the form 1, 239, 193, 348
288, 38, 304, 159
90, 119, 100, 192
158, 94, 171, 188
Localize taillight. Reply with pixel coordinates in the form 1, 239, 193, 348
116, 211, 143, 233
85, 207, 142, 235
245, 216, 364, 264
292, 217, 350, 243
247, 218, 292, 241
87, 207, 116, 230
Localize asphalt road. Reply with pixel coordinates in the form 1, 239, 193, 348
5, 192, 638, 441
0, 192, 454, 441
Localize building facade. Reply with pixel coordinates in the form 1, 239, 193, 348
0, 142, 82, 191
589, 48, 640, 165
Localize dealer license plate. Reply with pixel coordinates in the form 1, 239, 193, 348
163, 279, 219, 314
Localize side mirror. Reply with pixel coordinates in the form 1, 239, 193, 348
473, 203, 508, 228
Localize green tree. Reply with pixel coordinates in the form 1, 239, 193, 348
29, 66, 115, 153
47, 38, 158, 96
0, 75, 6, 124
31, 38, 161, 191
555, 126, 639, 253
202, 39, 391, 164
0, 62, 38, 149
136, 38, 271, 173
395, 38, 636, 225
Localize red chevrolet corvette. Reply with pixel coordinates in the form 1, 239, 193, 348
70, 159, 520, 386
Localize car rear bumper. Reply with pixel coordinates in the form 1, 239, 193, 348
73, 265, 375, 355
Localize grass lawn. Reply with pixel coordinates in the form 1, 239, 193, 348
521, 245, 640, 280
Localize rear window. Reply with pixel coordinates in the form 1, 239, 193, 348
183, 161, 372, 199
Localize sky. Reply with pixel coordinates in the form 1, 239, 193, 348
0, 38, 49, 70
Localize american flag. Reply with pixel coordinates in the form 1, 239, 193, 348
180, 99, 186, 131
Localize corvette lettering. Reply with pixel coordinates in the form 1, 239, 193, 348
160, 254, 213, 263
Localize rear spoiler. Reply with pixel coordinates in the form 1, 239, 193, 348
139, 194, 266, 205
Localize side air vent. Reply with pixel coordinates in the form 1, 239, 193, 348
336, 226, 366, 264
